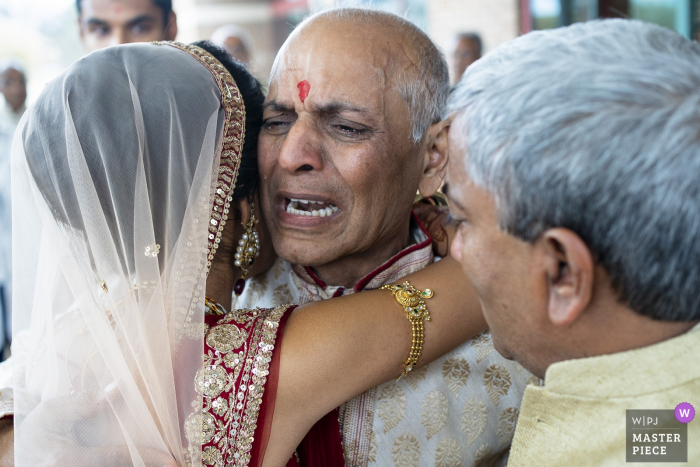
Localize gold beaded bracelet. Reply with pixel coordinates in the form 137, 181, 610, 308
380, 281, 433, 380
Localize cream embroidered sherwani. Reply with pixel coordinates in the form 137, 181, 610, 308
237, 222, 533, 466
508, 324, 700, 466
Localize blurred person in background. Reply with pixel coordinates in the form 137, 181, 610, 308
77, 0, 177, 53
210, 24, 253, 66
0, 60, 26, 358
452, 32, 482, 83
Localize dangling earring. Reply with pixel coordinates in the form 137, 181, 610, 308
234, 195, 260, 284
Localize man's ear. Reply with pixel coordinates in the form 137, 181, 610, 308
165, 11, 178, 41
539, 228, 595, 326
418, 121, 450, 197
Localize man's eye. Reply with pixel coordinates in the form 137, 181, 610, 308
90, 26, 110, 36
133, 24, 153, 34
329, 122, 369, 139
334, 125, 364, 134
262, 118, 293, 134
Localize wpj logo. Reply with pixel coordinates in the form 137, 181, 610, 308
626, 409, 689, 462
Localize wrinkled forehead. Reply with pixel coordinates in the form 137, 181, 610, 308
269, 22, 413, 106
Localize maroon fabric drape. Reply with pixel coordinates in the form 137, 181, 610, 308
296, 408, 346, 466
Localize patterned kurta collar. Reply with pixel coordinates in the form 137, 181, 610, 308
290, 211, 434, 301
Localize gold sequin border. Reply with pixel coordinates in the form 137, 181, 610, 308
154, 41, 246, 274
196, 305, 290, 466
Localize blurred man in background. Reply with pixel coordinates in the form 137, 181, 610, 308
0, 60, 26, 357
77, 0, 177, 53
211, 24, 253, 66
452, 32, 482, 83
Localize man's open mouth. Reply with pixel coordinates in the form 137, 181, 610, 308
285, 198, 339, 217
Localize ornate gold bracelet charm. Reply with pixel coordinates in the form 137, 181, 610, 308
380, 281, 433, 379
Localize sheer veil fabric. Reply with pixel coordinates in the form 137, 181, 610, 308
11, 42, 245, 466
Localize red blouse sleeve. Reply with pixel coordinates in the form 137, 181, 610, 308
193, 304, 297, 467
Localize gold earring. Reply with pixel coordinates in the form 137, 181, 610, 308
234, 196, 260, 278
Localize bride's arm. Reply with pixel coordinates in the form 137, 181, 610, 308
266, 256, 484, 464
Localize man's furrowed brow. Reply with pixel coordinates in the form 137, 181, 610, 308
86, 18, 109, 27
126, 15, 158, 27
263, 101, 293, 112
313, 102, 370, 116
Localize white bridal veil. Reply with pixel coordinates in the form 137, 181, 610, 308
11, 42, 245, 465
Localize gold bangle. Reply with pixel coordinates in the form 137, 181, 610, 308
380, 281, 433, 380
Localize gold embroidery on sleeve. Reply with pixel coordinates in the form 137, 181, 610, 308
392, 432, 421, 467
483, 363, 512, 405
420, 391, 448, 440
435, 438, 462, 467
470, 331, 495, 363
186, 304, 290, 467
461, 396, 488, 446
442, 354, 470, 397
377, 383, 407, 434
497, 407, 519, 448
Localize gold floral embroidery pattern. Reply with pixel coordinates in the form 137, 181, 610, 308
483, 363, 512, 405
442, 354, 470, 397
474, 443, 493, 465
368, 429, 378, 463
497, 407, 519, 448
272, 283, 294, 304
526, 374, 541, 386
404, 364, 428, 391
206, 324, 246, 353
470, 331, 494, 363
243, 274, 269, 307
461, 396, 488, 446
420, 391, 448, 440
186, 305, 290, 467
377, 383, 407, 433
391, 432, 420, 467
435, 438, 462, 467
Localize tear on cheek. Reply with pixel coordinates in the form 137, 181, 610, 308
297, 80, 310, 103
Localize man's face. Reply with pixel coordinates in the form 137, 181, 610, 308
453, 37, 480, 82
0, 68, 26, 112
258, 21, 424, 268
222, 37, 250, 65
447, 115, 551, 376
78, 0, 176, 53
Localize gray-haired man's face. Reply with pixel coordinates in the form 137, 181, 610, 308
446, 115, 552, 378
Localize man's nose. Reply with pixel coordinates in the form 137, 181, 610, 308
112, 28, 128, 45
277, 118, 324, 174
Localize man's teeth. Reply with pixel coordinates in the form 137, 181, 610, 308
287, 198, 339, 217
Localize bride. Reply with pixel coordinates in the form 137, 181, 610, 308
9, 41, 483, 466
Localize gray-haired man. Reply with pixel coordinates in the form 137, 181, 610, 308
238, 8, 531, 465
446, 19, 700, 465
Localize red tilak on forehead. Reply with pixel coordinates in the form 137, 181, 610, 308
297, 80, 310, 103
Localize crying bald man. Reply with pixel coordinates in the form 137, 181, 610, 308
236, 8, 532, 465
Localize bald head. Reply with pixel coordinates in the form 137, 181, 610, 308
258, 8, 451, 285
273, 8, 448, 143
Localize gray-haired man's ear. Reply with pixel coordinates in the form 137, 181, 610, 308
540, 228, 595, 326
418, 121, 450, 198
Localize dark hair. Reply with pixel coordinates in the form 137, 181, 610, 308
193, 41, 264, 203
457, 32, 483, 56
76, 0, 173, 25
